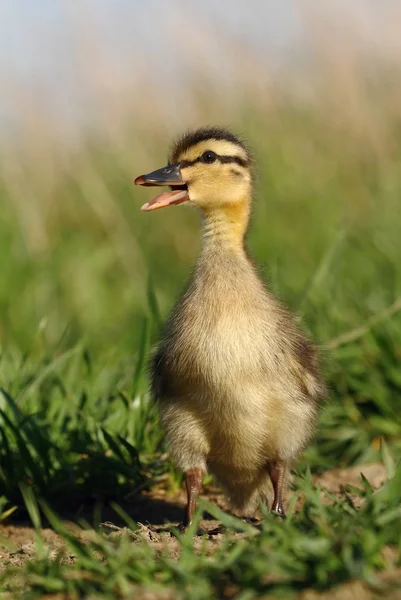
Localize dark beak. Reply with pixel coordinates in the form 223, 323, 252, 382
134, 163, 189, 212
134, 164, 184, 187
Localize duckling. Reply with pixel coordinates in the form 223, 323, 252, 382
134, 127, 324, 526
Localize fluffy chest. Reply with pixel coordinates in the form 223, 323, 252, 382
177, 299, 262, 369
160, 260, 281, 391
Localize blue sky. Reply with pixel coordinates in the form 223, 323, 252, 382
0, 1, 302, 83
0, 1, 397, 130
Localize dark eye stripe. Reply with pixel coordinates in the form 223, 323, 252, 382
179, 159, 196, 168
180, 154, 248, 169
218, 155, 248, 168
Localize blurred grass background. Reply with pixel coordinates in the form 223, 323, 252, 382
3, 81, 401, 352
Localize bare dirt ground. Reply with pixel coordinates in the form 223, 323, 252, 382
1, 463, 399, 599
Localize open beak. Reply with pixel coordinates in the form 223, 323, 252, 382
134, 164, 189, 211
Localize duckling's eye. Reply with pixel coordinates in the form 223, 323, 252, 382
200, 151, 217, 164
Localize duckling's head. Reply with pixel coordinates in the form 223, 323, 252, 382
134, 127, 252, 213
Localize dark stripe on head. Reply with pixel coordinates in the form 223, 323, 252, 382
180, 154, 249, 169
219, 155, 248, 168
169, 126, 249, 164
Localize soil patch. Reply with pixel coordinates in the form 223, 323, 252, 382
0, 463, 393, 595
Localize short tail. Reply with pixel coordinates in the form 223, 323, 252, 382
214, 470, 292, 517
215, 473, 273, 517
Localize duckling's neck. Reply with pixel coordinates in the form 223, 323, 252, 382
200, 201, 250, 255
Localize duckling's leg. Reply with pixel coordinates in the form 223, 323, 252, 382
267, 460, 286, 517
183, 468, 203, 527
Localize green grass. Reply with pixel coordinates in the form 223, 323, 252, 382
1, 96, 401, 597
2, 460, 401, 598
